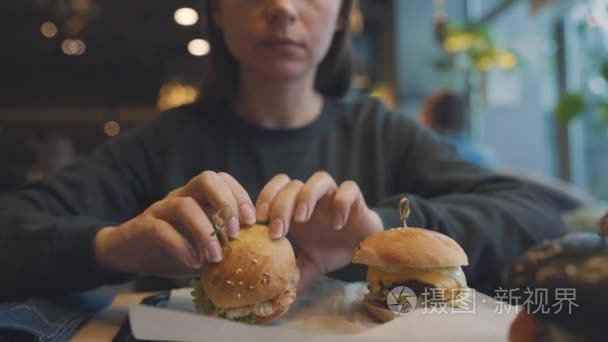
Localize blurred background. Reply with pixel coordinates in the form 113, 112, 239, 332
1, 0, 607, 221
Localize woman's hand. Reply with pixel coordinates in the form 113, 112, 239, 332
256, 172, 384, 291
94, 171, 257, 277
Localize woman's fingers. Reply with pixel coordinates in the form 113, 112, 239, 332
256, 174, 291, 222
294, 171, 338, 223
100, 171, 260, 276
150, 197, 224, 264
332, 181, 362, 230
261, 172, 360, 237
176, 171, 248, 239
218, 172, 257, 233
268, 180, 304, 238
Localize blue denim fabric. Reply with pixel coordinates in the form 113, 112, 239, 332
0, 294, 113, 342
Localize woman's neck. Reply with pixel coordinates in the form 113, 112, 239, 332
235, 71, 324, 129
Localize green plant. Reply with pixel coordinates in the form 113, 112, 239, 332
554, 61, 608, 126
553, 0, 608, 127
554, 93, 584, 126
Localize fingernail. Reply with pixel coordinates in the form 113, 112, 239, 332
187, 244, 202, 268
294, 202, 308, 222
227, 216, 240, 239
257, 202, 270, 221
270, 218, 284, 239
333, 216, 344, 231
208, 240, 223, 263
240, 204, 256, 225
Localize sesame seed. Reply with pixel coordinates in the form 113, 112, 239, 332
262, 272, 271, 284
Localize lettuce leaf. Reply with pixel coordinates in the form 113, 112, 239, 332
191, 279, 258, 324
190, 279, 215, 314
235, 313, 257, 324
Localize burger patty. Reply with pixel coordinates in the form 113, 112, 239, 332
365, 293, 390, 309
367, 280, 438, 309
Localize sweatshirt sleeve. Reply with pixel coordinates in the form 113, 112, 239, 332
371, 115, 567, 294
0, 115, 170, 301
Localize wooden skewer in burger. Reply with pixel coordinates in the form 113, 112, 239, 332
352, 198, 470, 322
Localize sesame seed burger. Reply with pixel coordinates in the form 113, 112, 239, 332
191, 224, 299, 324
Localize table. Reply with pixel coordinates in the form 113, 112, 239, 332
70, 292, 154, 341
70, 284, 516, 341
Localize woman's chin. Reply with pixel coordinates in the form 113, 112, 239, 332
253, 63, 312, 83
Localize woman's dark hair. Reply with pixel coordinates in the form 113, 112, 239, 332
199, 0, 354, 108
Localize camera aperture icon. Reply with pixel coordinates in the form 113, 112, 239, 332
387, 286, 418, 315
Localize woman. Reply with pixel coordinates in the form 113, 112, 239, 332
0, 0, 565, 301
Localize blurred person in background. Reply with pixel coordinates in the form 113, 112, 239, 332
0, 0, 567, 301
418, 91, 600, 225
418, 89, 498, 168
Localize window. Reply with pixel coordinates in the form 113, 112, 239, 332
562, 0, 608, 201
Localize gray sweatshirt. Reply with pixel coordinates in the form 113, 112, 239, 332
0, 97, 567, 300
